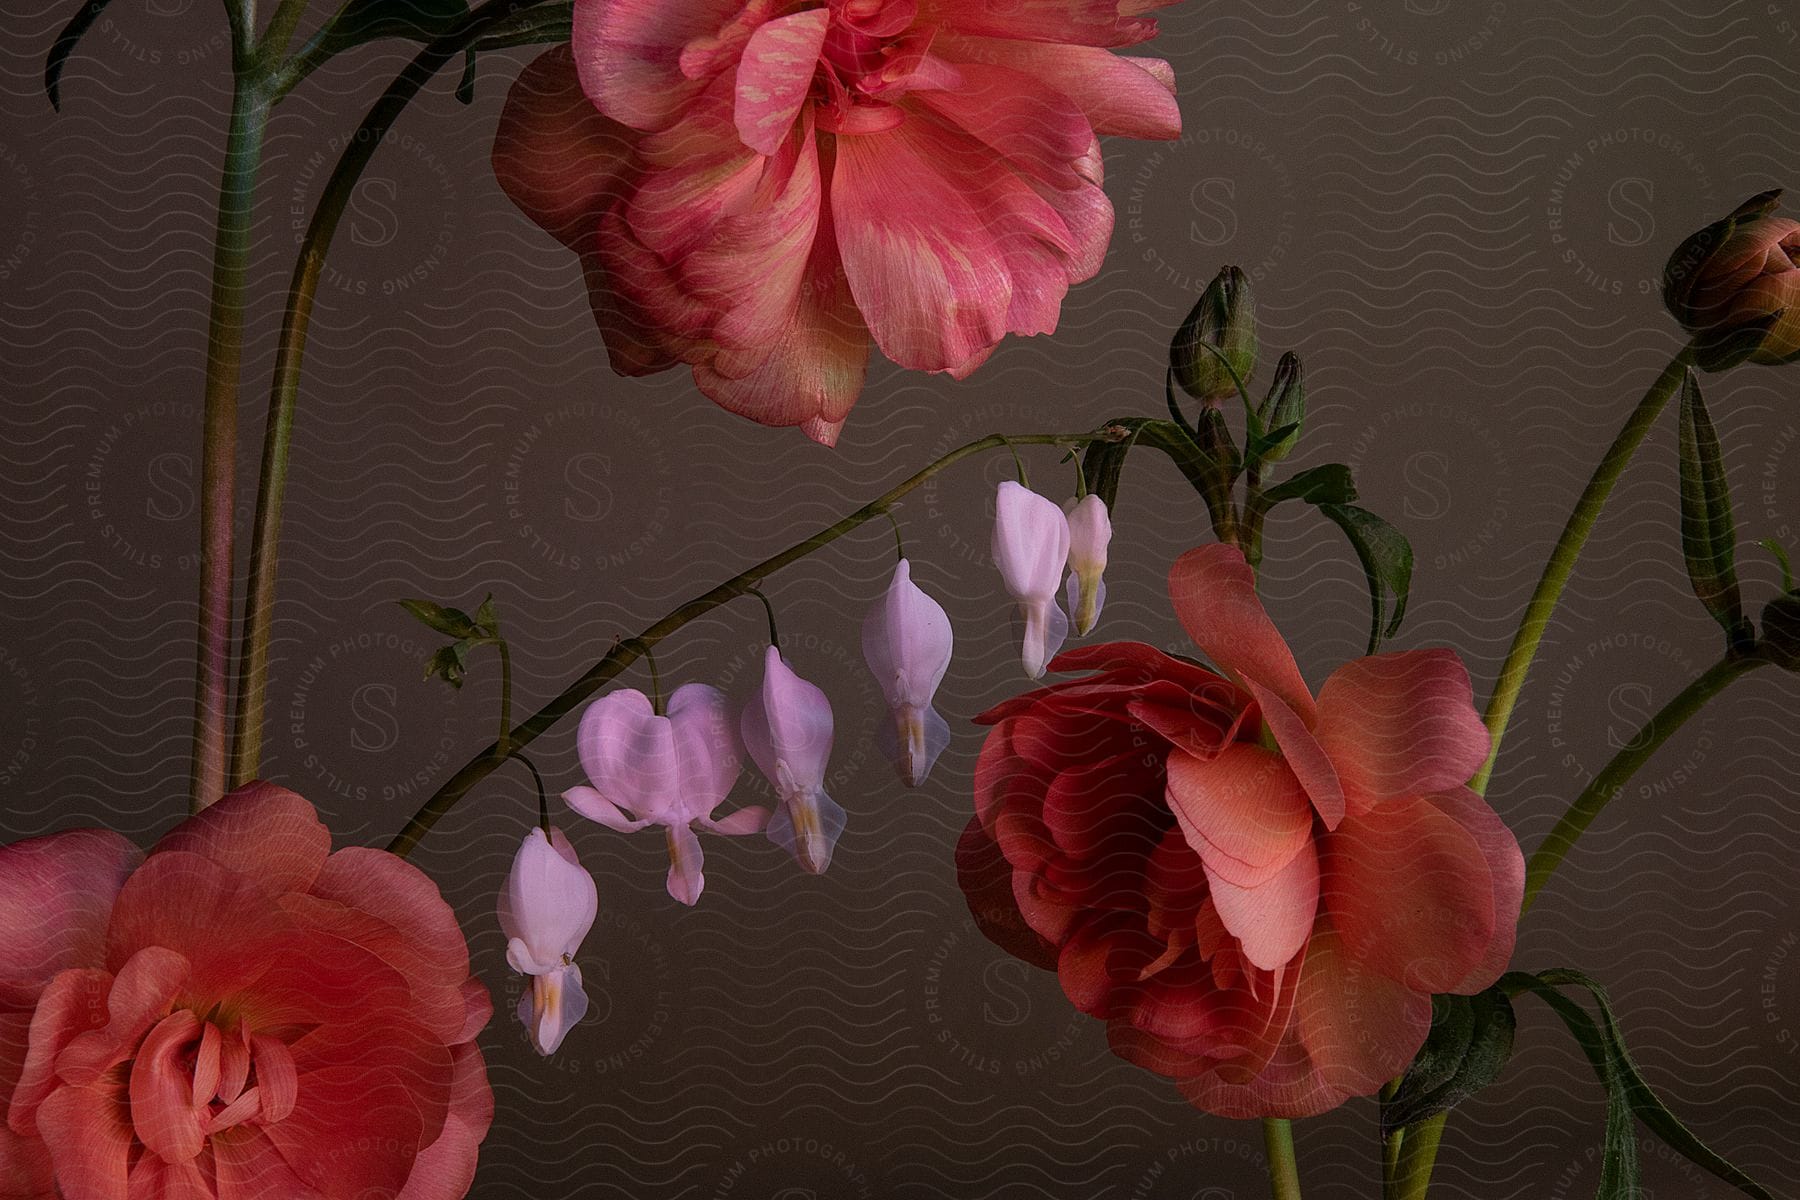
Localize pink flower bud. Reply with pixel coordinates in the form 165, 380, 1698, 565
863, 558, 954, 786
742, 646, 844, 873
992, 481, 1071, 678
1062, 494, 1112, 637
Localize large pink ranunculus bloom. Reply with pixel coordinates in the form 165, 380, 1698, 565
491, 0, 1185, 445
958, 543, 1523, 1118
0, 783, 493, 1200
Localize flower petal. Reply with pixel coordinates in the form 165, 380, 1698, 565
498, 828, 598, 972
1168, 543, 1315, 723
1165, 744, 1313, 890
862, 558, 954, 712
740, 647, 834, 794
516, 963, 588, 1056
561, 786, 653, 833
664, 824, 707, 906
575, 689, 682, 824
733, 9, 829, 155
155, 781, 331, 896
667, 683, 743, 822
573, 0, 752, 131
939, 37, 1179, 138
1425, 788, 1524, 991
0, 828, 138, 989
766, 788, 846, 875
1314, 650, 1491, 810
1202, 836, 1319, 973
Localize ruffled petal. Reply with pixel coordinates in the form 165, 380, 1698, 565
1202, 837, 1319, 973
0, 828, 138, 990
733, 9, 829, 154
1165, 744, 1313, 889
666, 683, 743, 822
573, 0, 756, 131
938, 37, 1179, 138
1168, 544, 1316, 723
1314, 650, 1491, 810
575, 690, 682, 824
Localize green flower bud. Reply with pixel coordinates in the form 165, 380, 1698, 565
1257, 351, 1306, 462
1663, 189, 1800, 372
1170, 266, 1257, 404
1760, 591, 1800, 671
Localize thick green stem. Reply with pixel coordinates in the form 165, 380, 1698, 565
1520, 650, 1768, 914
1388, 1114, 1445, 1200
190, 73, 269, 813
1262, 1118, 1302, 1200
228, 0, 536, 787
1470, 343, 1696, 795
492, 637, 513, 760
385, 431, 1110, 858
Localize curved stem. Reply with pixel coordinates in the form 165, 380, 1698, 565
492, 637, 513, 760
190, 72, 269, 813
1470, 343, 1696, 795
1388, 1115, 1444, 1200
385, 430, 1109, 858
1262, 1118, 1302, 1200
228, 0, 536, 788
1520, 649, 1768, 915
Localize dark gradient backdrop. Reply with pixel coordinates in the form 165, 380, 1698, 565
3, 1, 1799, 1195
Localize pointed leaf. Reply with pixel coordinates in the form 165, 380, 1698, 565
1757, 538, 1794, 593
1260, 463, 1357, 508
1677, 372, 1749, 647
473, 593, 500, 632
1317, 503, 1413, 654
399, 598, 477, 638
454, 47, 478, 104
313, 0, 471, 59
470, 1, 573, 50
1080, 420, 1147, 514
44, 0, 119, 110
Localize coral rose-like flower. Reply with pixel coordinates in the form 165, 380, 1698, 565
1663, 188, 1800, 370
491, 1, 1185, 444
565, 684, 770, 906
957, 543, 1523, 1118
0, 783, 493, 1200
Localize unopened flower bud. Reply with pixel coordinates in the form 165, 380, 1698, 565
1663, 189, 1800, 371
1760, 591, 1800, 671
1257, 351, 1306, 462
1171, 266, 1257, 404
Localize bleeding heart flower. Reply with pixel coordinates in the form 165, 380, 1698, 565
491, 2, 1187, 443
741, 645, 844, 873
564, 684, 769, 906
863, 557, 954, 786
992, 480, 1071, 678
1063, 493, 1112, 636
498, 826, 598, 1055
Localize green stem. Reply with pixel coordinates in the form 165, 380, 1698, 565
1470, 342, 1696, 795
384, 430, 1110, 858
1520, 649, 1768, 914
1388, 1114, 1445, 1200
228, 0, 536, 788
492, 637, 513, 761
1262, 1118, 1302, 1200
190, 71, 269, 813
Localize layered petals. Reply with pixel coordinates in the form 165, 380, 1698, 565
498, 0, 1188, 440
0, 784, 491, 1200
863, 558, 955, 786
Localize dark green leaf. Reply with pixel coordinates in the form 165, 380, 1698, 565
1383, 988, 1516, 1136
1079, 420, 1147, 514
44, 0, 118, 110
1757, 538, 1794, 593
473, 593, 499, 632
1508, 969, 1775, 1200
1260, 463, 1357, 509
454, 47, 477, 103
314, 0, 470, 58
1317, 503, 1413, 653
424, 645, 467, 688
1677, 372, 1750, 647
399, 597, 476, 639
470, 1, 572, 50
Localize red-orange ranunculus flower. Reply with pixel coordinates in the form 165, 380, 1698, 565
0, 784, 492, 1199
958, 544, 1523, 1118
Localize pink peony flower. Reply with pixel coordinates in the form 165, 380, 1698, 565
0, 783, 493, 1200
958, 543, 1523, 1118
492, 0, 1186, 445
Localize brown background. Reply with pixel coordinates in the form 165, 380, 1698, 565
3, 0, 1800, 1195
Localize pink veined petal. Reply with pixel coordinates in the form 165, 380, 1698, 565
1321, 793, 1498, 995
573, 0, 752, 131
516, 963, 588, 1056
922, 0, 1169, 47
575, 690, 683, 824
0, 827, 139, 990
309, 846, 475, 985
499, 828, 598, 973
35, 1080, 134, 1200
832, 116, 1078, 373
1425, 788, 1524, 992
152, 782, 331, 898
1165, 743, 1313, 889
767, 788, 846, 875
1290, 919, 1434, 1108
696, 805, 771, 837
621, 70, 766, 266
209, 1126, 314, 1200
992, 482, 1071, 606
733, 9, 829, 155
741, 647, 835, 794
1168, 544, 1316, 723
862, 558, 955, 712
664, 824, 707, 906
395, 1040, 492, 1200
7, 967, 110, 1136
561, 785, 654, 833
1202, 836, 1319, 973
128, 1010, 205, 1164
491, 45, 671, 376
937, 37, 1180, 138
1245, 679, 1346, 831
667, 683, 744, 822
1313, 650, 1492, 811
53, 947, 190, 1091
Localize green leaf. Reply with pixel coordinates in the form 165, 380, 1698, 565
44, 0, 119, 110
1507, 969, 1775, 1200
454, 47, 478, 103
473, 593, 499, 632
399, 597, 476, 639
1677, 372, 1750, 647
1317, 503, 1413, 654
1259, 463, 1357, 509
1079, 420, 1147, 513
1757, 538, 1794, 593
424, 645, 467, 688
470, 0, 572, 50
314, 0, 471, 58
1382, 988, 1516, 1136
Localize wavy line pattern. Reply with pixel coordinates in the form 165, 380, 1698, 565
3, 0, 1799, 1195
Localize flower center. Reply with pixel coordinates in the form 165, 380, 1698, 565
810, 0, 930, 134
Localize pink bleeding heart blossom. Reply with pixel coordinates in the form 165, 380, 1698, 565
491, 0, 1186, 445
498, 826, 598, 1056
863, 557, 954, 787
0, 783, 493, 1200
741, 645, 844, 873
992, 480, 1072, 679
565, 683, 770, 905
1063, 492, 1112, 636
959, 543, 1523, 1118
